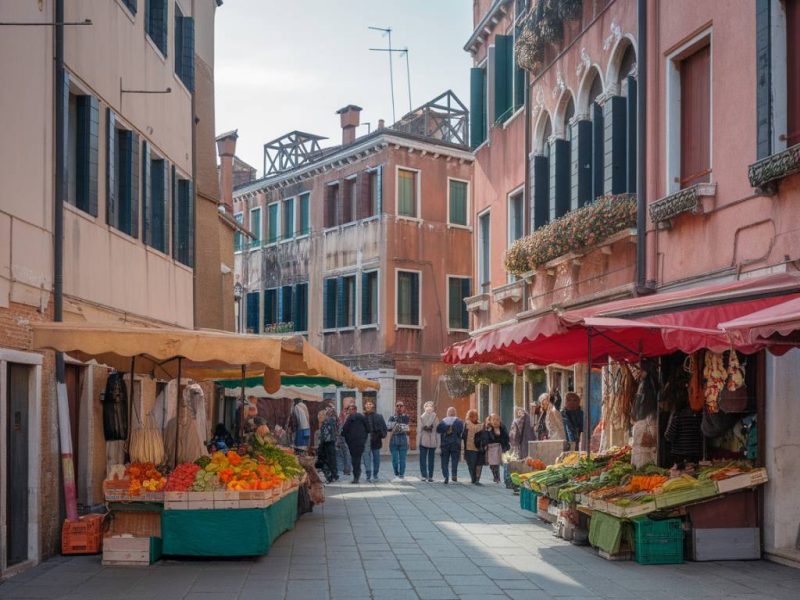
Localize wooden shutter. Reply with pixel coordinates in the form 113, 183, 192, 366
755, 0, 772, 158
410, 273, 420, 326
461, 278, 471, 330
470, 67, 487, 148
181, 17, 195, 92
87, 96, 99, 216
356, 171, 370, 220
246, 292, 259, 333
131, 133, 140, 238
336, 277, 346, 328
680, 45, 711, 187
324, 279, 336, 329
494, 35, 513, 121
624, 78, 637, 194
361, 272, 370, 325
570, 120, 592, 210
263, 290, 274, 327
549, 139, 570, 220
141, 141, 151, 245
376, 166, 383, 213
163, 160, 171, 253
282, 286, 293, 323
787, 0, 800, 146
171, 165, 178, 254
591, 102, 605, 200
76, 96, 99, 216
106, 108, 117, 228
293, 283, 306, 331
603, 95, 627, 195
532, 154, 549, 230
174, 4, 183, 80
186, 179, 195, 267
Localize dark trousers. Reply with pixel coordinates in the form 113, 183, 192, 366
318, 441, 338, 482
464, 450, 483, 483
349, 445, 364, 481
489, 464, 500, 482
441, 443, 460, 480
419, 445, 436, 479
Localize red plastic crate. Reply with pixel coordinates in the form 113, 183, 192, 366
62, 514, 106, 555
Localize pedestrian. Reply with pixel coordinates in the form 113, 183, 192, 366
341, 404, 369, 484
509, 407, 534, 458
479, 414, 510, 484
316, 407, 338, 483
562, 392, 585, 449
463, 409, 485, 485
418, 401, 439, 482
535, 392, 566, 441
529, 400, 543, 440
363, 400, 387, 482
664, 400, 703, 468
335, 406, 352, 477
387, 401, 410, 482
290, 398, 311, 454
436, 407, 464, 484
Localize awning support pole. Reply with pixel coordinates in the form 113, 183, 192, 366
585, 328, 593, 454
590, 327, 642, 358
174, 357, 182, 465
239, 365, 246, 442
128, 355, 136, 455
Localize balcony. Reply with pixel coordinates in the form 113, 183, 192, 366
649, 183, 717, 230
748, 143, 800, 194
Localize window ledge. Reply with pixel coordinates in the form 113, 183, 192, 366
464, 293, 490, 313
396, 324, 422, 331
341, 222, 358, 230
360, 215, 380, 224
278, 237, 295, 245
396, 215, 422, 224
447, 223, 472, 231
502, 107, 525, 130
359, 324, 379, 330
64, 202, 97, 223
491, 280, 524, 304
337, 327, 356, 333
448, 328, 470, 334
748, 143, 800, 194
473, 139, 489, 153
649, 183, 717, 230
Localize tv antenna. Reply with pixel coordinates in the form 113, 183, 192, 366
370, 26, 408, 123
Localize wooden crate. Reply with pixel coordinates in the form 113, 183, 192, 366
715, 469, 769, 494
107, 510, 161, 538
102, 536, 162, 566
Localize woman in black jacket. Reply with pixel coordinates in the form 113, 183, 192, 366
478, 414, 510, 484
341, 405, 369, 484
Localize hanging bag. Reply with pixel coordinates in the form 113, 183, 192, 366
717, 350, 748, 413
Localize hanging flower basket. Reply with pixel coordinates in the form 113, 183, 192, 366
515, 26, 545, 74
504, 194, 638, 277
444, 367, 475, 398
462, 367, 514, 387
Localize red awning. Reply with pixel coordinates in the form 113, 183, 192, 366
719, 296, 800, 343
442, 273, 800, 366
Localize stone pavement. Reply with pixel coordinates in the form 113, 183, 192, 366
1, 459, 798, 600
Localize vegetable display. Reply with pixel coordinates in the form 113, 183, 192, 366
125, 462, 167, 495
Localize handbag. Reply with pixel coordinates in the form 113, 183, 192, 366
718, 351, 748, 413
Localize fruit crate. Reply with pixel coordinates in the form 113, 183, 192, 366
654, 480, 717, 509
632, 517, 684, 565
62, 513, 106, 555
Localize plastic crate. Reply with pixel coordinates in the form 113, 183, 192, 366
62, 514, 106, 555
632, 517, 684, 565
520, 487, 530, 510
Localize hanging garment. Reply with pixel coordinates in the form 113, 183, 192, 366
102, 372, 129, 441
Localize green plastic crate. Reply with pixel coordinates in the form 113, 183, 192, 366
633, 517, 684, 565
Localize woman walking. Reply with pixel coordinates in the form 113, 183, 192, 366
316, 407, 339, 483
418, 402, 439, 482
462, 409, 485, 485
535, 392, 567, 441
509, 407, 534, 458
480, 414, 510, 484
388, 402, 411, 482
437, 407, 464, 484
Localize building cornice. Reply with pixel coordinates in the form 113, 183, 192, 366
464, 0, 513, 54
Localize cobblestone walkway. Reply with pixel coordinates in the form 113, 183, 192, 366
1, 460, 798, 599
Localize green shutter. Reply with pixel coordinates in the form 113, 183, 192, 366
263, 289, 274, 327
533, 154, 549, 230
756, 0, 772, 159
186, 179, 195, 267
397, 170, 415, 217
449, 180, 467, 226
59, 71, 69, 208
494, 35, 513, 122
603, 95, 627, 195
361, 272, 370, 325
293, 284, 306, 331
470, 67, 487, 148
246, 291, 259, 333
461, 278, 471, 330
106, 108, 117, 228
131, 133, 140, 238
376, 166, 383, 213
571, 120, 592, 210
268, 203, 278, 243
171, 166, 179, 255
141, 141, 151, 245
448, 279, 459, 329
625, 77, 637, 194
592, 102, 605, 201
324, 279, 337, 329
284, 198, 294, 238
282, 286, 293, 324
299, 193, 310, 235
76, 95, 99, 216
336, 277, 346, 328
549, 139, 570, 220
180, 17, 195, 92
410, 272, 420, 326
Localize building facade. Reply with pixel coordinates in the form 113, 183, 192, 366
0, 0, 221, 576
227, 95, 474, 445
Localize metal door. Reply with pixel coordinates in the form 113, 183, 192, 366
6, 364, 29, 566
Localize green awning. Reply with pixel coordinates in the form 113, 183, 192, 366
216, 375, 342, 390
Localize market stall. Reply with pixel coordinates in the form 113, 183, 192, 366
33, 322, 379, 564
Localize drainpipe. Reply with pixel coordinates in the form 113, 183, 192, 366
635, 0, 651, 294
54, 0, 79, 522
191, 0, 198, 328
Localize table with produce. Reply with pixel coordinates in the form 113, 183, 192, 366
508, 447, 768, 564
102, 432, 306, 564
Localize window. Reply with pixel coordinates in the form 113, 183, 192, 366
144, 153, 169, 253
508, 191, 524, 245
478, 211, 491, 292
512, 23, 526, 111
146, 0, 168, 56
280, 285, 293, 324
249, 206, 262, 248
293, 283, 308, 331
122, 0, 137, 14
323, 278, 338, 330
570, 70, 604, 208
298, 193, 310, 236
233, 213, 243, 251
494, 34, 514, 122
106, 109, 139, 237
532, 114, 552, 230
282, 197, 294, 240
368, 168, 381, 217
448, 179, 469, 226
66, 92, 99, 216
338, 275, 356, 328
342, 178, 356, 224
550, 96, 574, 220
267, 202, 278, 244
448, 277, 471, 331
361, 271, 379, 326
174, 5, 195, 91
679, 44, 711, 188
264, 288, 278, 328
470, 64, 488, 147
173, 175, 194, 266
324, 183, 339, 228
397, 168, 418, 218
245, 291, 259, 333
396, 270, 420, 327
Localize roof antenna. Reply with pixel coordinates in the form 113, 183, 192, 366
369, 26, 397, 123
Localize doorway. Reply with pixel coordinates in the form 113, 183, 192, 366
499, 383, 514, 429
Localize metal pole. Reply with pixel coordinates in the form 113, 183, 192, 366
403, 48, 412, 111
585, 329, 593, 454
239, 364, 246, 442
387, 28, 396, 122
636, 0, 649, 293
174, 358, 182, 464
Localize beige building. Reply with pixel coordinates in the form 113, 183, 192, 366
0, 0, 223, 577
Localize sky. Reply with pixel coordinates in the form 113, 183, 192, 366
214, 0, 474, 172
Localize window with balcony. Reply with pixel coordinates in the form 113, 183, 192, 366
264, 288, 278, 328
324, 183, 339, 228
397, 168, 418, 218
532, 113, 552, 230
396, 270, 420, 327
342, 177, 357, 224
448, 179, 469, 226
550, 95, 574, 220
233, 213, 243, 251
508, 190, 524, 245
338, 275, 356, 328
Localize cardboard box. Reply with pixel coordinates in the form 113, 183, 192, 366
187, 500, 214, 510
715, 469, 769, 494
102, 536, 162, 566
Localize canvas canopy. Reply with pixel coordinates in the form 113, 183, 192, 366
31, 322, 379, 392
719, 296, 800, 343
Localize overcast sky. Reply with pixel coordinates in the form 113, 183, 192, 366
214, 0, 474, 172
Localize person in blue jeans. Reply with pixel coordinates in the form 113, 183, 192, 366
387, 401, 410, 482
437, 407, 464, 484
362, 400, 387, 481
418, 402, 439, 482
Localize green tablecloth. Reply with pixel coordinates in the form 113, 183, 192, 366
161, 490, 298, 557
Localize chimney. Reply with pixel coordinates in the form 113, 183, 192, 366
216, 130, 238, 214
378, 119, 385, 130
336, 104, 362, 145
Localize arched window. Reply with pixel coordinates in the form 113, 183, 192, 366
605, 39, 637, 195
550, 94, 574, 220
532, 113, 552, 230
571, 68, 605, 209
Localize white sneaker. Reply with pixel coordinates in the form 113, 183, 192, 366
391, 476, 402, 483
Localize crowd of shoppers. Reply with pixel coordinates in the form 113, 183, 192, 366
314, 389, 585, 485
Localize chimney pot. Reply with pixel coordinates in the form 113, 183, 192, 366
336, 104, 362, 145
378, 119, 385, 130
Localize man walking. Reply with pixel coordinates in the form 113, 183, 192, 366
363, 400, 387, 482
341, 404, 369, 484
437, 407, 464, 484
387, 401, 410, 482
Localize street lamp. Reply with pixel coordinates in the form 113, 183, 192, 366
233, 282, 244, 333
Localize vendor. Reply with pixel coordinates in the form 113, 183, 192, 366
562, 392, 584, 449
664, 400, 703, 468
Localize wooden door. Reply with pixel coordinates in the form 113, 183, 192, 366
6, 364, 29, 566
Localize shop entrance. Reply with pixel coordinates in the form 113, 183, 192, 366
5, 364, 29, 567
499, 383, 514, 429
